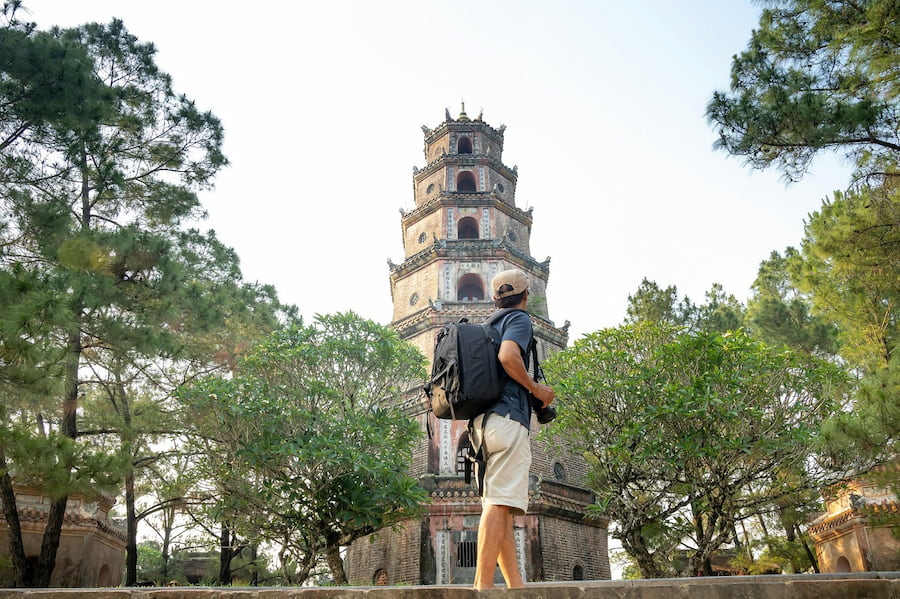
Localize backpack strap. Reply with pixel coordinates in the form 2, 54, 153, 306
483, 308, 539, 380
464, 413, 490, 495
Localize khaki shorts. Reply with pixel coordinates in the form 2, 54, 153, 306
471, 412, 531, 516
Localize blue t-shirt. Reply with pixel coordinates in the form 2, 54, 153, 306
485, 309, 533, 429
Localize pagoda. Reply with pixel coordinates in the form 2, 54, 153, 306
344, 105, 610, 585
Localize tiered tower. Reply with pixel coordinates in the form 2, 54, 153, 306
344, 106, 609, 586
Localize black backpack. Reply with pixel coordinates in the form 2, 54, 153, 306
424, 308, 525, 420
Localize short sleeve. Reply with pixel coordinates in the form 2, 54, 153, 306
500, 310, 532, 354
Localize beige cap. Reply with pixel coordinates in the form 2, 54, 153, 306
492, 269, 529, 299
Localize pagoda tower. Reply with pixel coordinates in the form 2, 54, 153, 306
344, 105, 610, 586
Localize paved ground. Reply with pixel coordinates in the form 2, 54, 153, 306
0, 572, 898, 599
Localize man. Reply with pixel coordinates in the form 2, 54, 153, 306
471, 268, 555, 589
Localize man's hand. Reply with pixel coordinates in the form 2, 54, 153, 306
531, 383, 554, 408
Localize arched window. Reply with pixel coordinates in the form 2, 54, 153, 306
457, 171, 476, 192
373, 569, 388, 585
97, 564, 111, 587
573, 564, 584, 580
456, 433, 472, 476
457, 136, 473, 154
553, 461, 567, 482
835, 556, 851, 572
457, 216, 479, 239
457, 274, 484, 301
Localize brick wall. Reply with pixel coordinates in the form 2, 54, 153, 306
344, 518, 423, 586
537, 514, 610, 582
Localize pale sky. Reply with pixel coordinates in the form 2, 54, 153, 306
21, 1, 852, 342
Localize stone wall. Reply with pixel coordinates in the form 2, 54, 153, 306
0, 488, 125, 587
0, 573, 897, 598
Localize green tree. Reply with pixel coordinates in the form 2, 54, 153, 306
695, 283, 746, 334
543, 323, 848, 578
0, 13, 230, 586
0, 1, 110, 153
77, 263, 291, 586
180, 313, 428, 585
745, 248, 840, 356
796, 185, 898, 371
625, 278, 745, 334
707, 0, 898, 490
625, 278, 696, 328
707, 0, 900, 182
796, 184, 900, 462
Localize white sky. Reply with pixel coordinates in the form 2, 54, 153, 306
22, 1, 852, 342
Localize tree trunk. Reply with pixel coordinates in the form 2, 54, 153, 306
325, 542, 347, 585
0, 452, 29, 587
623, 530, 668, 579
120, 374, 138, 587
33, 496, 68, 587
757, 513, 776, 554
217, 523, 247, 585
249, 545, 259, 586
796, 525, 820, 573
219, 524, 232, 585
779, 508, 796, 542
161, 506, 173, 581
124, 470, 138, 585
33, 328, 81, 587
757, 513, 769, 537
740, 519, 754, 565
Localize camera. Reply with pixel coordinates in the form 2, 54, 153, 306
529, 364, 556, 424
531, 395, 557, 424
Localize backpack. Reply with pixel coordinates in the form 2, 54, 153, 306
424, 308, 524, 421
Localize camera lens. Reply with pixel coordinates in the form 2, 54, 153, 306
531, 397, 557, 424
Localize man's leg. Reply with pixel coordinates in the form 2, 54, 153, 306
474, 504, 524, 589
496, 511, 524, 588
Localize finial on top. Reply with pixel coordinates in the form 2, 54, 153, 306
458, 100, 470, 122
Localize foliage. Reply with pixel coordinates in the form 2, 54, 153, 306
791, 184, 899, 466
180, 313, 428, 585
707, 0, 898, 537
543, 322, 849, 578
754, 535, 816, 574
745, 248, 840, 356
795, 185, 899, 371
134, 541, 186, 586
625, 279, 694, 328
0, 1, 111, 153
0, 6, 297, 586
707, 0, 900, 183
625, 278, 745, 334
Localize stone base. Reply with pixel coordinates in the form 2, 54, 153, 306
0, 573, 898, 598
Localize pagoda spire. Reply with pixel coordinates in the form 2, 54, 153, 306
458, 100, 470, 122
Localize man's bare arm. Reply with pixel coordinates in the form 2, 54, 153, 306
497, 339, 554, 407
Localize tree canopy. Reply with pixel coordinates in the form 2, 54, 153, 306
543, 323, 849, 578
745, 248, 839, 357
0, 5, 294, 586
179, 313, 428, 585
707, 0, 899, 182
708, 0, 898, 488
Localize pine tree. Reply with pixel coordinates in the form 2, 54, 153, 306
0, 14, 236, 586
